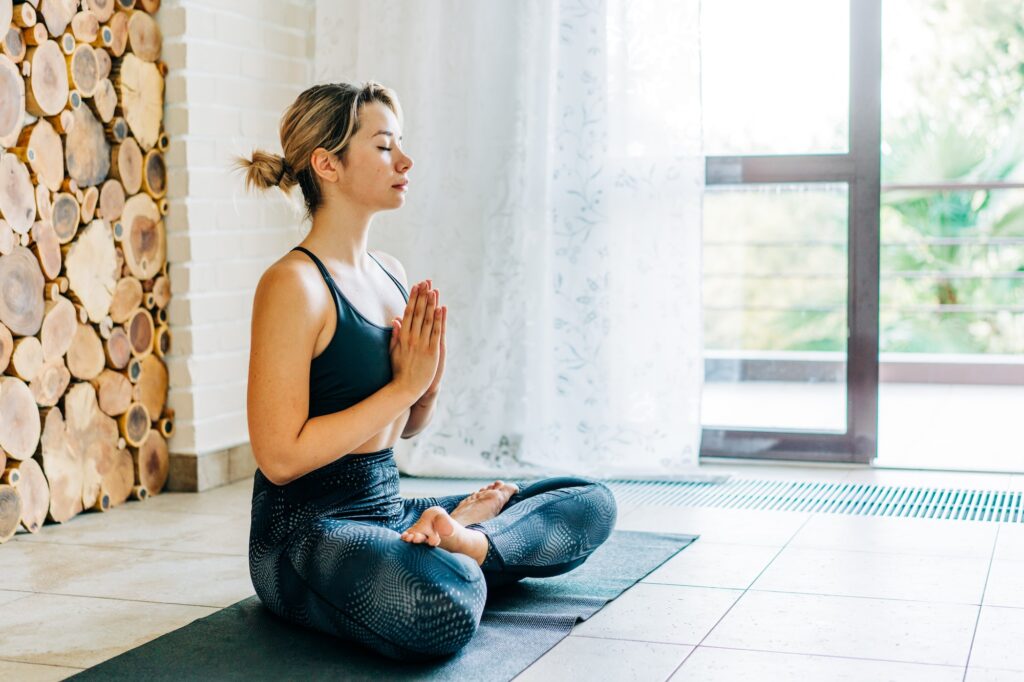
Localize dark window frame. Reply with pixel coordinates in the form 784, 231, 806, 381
700, 0, 880, 464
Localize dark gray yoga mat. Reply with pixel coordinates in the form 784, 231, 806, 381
69, 530, 698, 682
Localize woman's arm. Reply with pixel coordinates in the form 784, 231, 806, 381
246, 262, 419, 486
401, 391, 438, 439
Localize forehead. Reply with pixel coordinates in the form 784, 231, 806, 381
357, 101, 401, 136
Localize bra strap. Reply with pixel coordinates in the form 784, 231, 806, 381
367, 251, 410, 301
291, 246, 335, 284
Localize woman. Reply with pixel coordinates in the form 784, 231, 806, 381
235, 81, 617, 661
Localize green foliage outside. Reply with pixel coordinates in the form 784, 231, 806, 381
704, 0, 1024, 355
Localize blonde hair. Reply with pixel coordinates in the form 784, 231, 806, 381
233, 81, 403, 220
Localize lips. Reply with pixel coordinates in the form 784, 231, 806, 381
392, 181, 408, 189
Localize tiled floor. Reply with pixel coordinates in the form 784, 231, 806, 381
1, 462, 1022, 681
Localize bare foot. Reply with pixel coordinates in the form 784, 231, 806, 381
449, 480, 520, 527
399, 506, 489, 565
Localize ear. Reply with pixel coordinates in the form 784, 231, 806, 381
309, 147, 342, 183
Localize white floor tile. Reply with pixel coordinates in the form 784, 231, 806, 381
965, 668, 1024, 681
0, 589, 31, 607
982, 559, 1024, 609
572, 583, 742, 645
789, 513, 997, 558
994, 523, 1024, 561
0, 541, 254, 608
136, 480, 254, 517
514, 636, 692, 682
616, 506, 809, 546
0, 659, 83, 681
13, 507, 249, 556
704, 590, 977, 666
672, 646, 965, 681
0, 592, 215, 668
752, 546, 990, 604
641, 542, 780, 590
968, 606, 1024, 672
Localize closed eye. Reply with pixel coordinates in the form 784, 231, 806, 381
378, 147, 392, 152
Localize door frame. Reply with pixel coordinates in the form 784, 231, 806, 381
700, 0, 881, 464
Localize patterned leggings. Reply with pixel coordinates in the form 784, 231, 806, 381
248, 447, 617, 661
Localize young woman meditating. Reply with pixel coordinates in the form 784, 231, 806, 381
236, 81, 617, 661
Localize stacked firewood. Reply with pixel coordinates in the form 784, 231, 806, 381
0, 0, 173, 543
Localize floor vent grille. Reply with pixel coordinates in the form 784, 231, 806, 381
605, 479, 1024, 522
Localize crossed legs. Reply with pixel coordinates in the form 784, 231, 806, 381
399, 476, 618, 588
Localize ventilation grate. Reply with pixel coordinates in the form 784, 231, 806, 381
605, 478, 1024, 522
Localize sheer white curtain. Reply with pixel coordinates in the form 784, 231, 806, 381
314, 0, 704, 479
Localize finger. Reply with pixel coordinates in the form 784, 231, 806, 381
401, 283, 422, 343
418, 288, 437, 341
389, 320, 400, 353
430, 305, 443, 349
411, 283, 431, 340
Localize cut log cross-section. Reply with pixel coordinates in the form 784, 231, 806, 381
0, 152, 36, 234
0, 0, 171, 532
0, 245, 44, 335
25, 117, 64, 192
0, 55, 26, 142
120, 192, 164, 278
133, 428, 168, 495
25, 40, 69, 117
0, 484, 21, 542
64, 218, 118, 323
65, 103, 111, 187
5, 456, 50, 533
0, 376, 41, 461
116, 52, 162, 150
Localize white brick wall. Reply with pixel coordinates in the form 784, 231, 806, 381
160, 0, 315, 476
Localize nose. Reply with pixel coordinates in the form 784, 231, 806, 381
397, 150, 413, 173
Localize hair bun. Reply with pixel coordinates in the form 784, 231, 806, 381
277, 157, 292, 185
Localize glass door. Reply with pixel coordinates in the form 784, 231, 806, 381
876, 0, 1024, 471
699, 0, 881, 463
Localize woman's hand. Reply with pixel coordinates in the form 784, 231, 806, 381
388, 280, 444, 400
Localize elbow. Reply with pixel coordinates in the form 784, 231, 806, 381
251, 441, 294, 487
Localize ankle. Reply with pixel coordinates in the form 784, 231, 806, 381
465, 528, 489, 566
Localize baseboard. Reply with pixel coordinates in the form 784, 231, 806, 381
167, 442, 257, 492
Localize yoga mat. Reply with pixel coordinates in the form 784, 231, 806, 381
69, 530, 698, 682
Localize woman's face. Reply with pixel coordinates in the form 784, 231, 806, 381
335, 101, 413, 211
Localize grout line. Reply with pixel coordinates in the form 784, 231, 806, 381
0, 657, 84, 671
9, 537, 247, 559
0, 588, 241, 611
962, 523, 1001, 681
663, 504, 819, 680
678, 643, 969, 671
638, 575, 995, 607
568, 633, 693, 648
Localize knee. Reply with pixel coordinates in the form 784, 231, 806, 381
555, 478, 617, 547
389, 578, 485, 660
586, 480, 618, 538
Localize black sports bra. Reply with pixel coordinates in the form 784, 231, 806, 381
291, 246, 409, 419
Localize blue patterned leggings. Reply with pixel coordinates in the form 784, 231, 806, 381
248, 447, 617, 661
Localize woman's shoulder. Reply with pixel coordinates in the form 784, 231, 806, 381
253, 252, 332, 319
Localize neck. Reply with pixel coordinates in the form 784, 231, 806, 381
305, 198, 376, 271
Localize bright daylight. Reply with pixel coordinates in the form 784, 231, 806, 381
0, 0, 1021, 680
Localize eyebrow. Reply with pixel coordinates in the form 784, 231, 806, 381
374, 130, 403, 141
